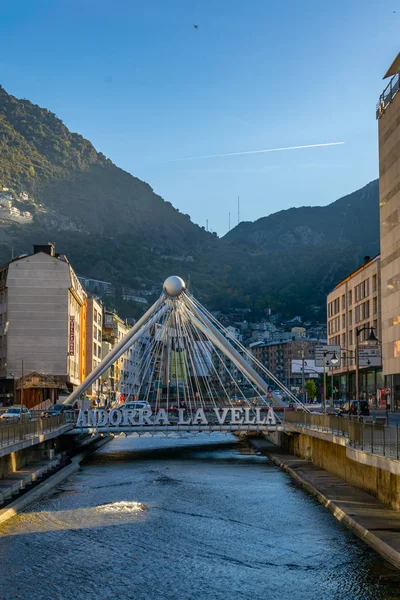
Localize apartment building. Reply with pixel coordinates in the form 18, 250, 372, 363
251, 338, 320, 389
377, 52, 400, 404
327, 255, 382, 399
0, 243, 87, 406
85, 297, 103, 399
102, 310, 134, 403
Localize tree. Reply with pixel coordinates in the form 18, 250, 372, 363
305, 380, 317, 401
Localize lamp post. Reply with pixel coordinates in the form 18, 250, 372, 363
299, 364, 321, 405
301, 350, 306, 405
340, 349, 356, 401
323, 350, 339, 415
355, 326, 378, 420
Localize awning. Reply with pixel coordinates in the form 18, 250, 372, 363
15, 371, 69, 392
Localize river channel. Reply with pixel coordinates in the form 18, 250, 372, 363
0, 434, 400, 600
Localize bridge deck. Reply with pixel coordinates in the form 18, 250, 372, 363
70, 424, 278, 435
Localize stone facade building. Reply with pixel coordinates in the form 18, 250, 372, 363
377, 52, 400, 406
326, 255, 382, 400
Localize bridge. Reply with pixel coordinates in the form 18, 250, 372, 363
67, 276, 310, 435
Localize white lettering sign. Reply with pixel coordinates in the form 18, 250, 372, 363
75, 406, 277, 428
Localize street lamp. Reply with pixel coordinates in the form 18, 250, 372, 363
355, 326, 378, 420
299, 362, 322, 404
323, 350, 339, 415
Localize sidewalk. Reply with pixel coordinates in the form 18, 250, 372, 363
251, 438, 400, 570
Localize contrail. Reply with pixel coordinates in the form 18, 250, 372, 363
169, 141, 345, 162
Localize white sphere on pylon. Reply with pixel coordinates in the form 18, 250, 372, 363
163, 276, 185, 297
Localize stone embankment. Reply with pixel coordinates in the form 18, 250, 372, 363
252, 438, 400, 570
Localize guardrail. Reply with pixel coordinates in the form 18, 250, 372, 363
282, 411, 400, 460
377, 70, 400, 118
283, 411, 351, 436
0, 415, 68, 449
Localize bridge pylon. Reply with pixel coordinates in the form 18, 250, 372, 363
67, 276, 310, 414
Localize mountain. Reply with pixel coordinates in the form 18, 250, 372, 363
0, 85, 212, 244
0, 85, 223, 308
0, 85, 380, 321
224, 180, 379, 251
221, 180, 380, 318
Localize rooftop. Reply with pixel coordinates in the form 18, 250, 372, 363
333, 254, 380, 291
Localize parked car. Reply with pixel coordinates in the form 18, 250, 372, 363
42, 404, 75, 417
339, 400, 370, 416
119, 401, 151, 411
0, 406, 32, 421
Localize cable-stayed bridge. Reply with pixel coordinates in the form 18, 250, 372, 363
67, 276, 309, 435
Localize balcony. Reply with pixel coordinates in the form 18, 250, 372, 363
377, 70, 400, 119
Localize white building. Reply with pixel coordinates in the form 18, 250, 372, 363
0, 243, 87, 405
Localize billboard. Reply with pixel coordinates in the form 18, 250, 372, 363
69, 316, 75, 356
170, 349, 187, 382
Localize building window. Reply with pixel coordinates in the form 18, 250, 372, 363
341, 295, 346, 310
349, 330, 353, 345
373, 296, 378, 315
372, 274, 377, 293
363, 300, 370, 320
341, 314, 346, 329
348, 290, 352, 306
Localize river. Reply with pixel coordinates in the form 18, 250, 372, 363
0, 434, 399, 600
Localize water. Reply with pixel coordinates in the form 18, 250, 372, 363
0, 434, 400, 600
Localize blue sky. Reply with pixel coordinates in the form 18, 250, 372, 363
0, 0, 398, 234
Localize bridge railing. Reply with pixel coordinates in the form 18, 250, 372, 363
282, 411, 351, 437
282, 411, 400, 460
0, 415, 67, 449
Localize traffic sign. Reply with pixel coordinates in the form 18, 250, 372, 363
291, 359, 322, 374
315, 345, 341, 368
358, 344, 381, 367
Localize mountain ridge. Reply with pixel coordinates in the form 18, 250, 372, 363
0, 84, 380, 321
